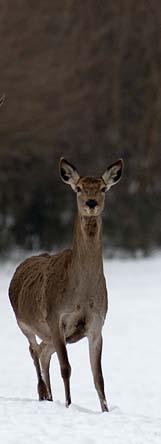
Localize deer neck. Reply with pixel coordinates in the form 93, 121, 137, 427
72, 213, 103, 275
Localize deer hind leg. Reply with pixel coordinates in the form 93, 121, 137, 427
29, 339, 50, 401
18, 321, 49, 401
88, 332, 108, 412
39, 342, 54, 401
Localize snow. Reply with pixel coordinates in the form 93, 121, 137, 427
0, 254, 161, 443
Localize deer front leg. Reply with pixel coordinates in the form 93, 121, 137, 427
54, 336, 71, 407
88, 332, 108, 412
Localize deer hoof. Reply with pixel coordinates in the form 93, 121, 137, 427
65, 399, 71, 408
101, 400, 109, 412
38, 379, 50, 401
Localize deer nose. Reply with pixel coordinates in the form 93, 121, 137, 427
86, 199, 98, 209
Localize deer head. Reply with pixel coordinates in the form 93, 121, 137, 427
59, 157, 124, 217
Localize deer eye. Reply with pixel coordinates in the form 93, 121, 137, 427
76, 185, 81, 193
101, 186, 106, 192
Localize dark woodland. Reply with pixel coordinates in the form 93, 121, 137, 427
0, 0, 161, 255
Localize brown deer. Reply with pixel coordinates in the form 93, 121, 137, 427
9, 157, 123, 412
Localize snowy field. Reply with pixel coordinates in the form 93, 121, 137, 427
0, 254, 161, 443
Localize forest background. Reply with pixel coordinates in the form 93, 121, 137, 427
0, 0, 160, 255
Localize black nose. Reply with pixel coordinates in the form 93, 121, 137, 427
86, 199, 98, 209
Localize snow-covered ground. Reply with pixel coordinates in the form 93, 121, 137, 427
0, 254, 161, 443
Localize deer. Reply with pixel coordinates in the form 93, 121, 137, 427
9, 157, 123, 412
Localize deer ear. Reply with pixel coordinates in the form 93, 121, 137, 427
102, 159, 124, 190
59, 158, 80, 191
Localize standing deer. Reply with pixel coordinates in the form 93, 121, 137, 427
9, 157, 123, 412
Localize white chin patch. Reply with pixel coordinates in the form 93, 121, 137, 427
86, 207, 98, 216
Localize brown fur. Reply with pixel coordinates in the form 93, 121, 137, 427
9, 157, 123, 411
